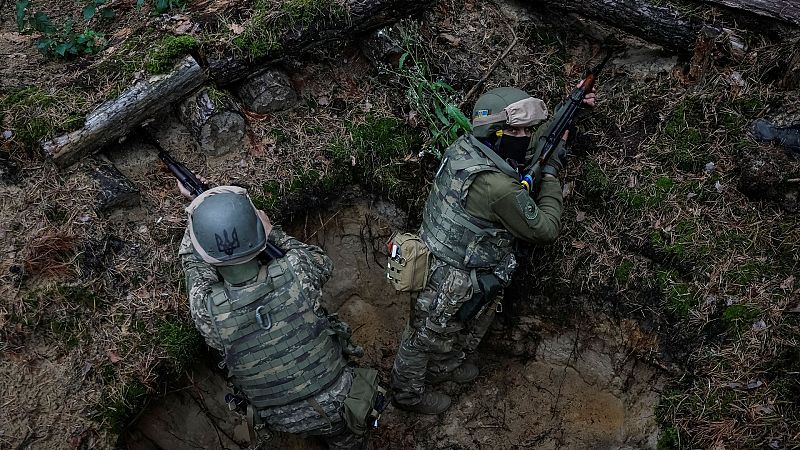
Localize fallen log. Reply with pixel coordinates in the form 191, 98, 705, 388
206, 0, 435, 86
702, 0, 800, 26
43, 57, 206, 167
525, 0, 791, 52
178, 87, 247, 156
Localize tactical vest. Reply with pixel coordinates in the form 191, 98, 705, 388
206, 257, 346, 409
421, 135, 516, 270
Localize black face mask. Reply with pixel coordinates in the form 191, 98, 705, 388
496, 136, 530, 166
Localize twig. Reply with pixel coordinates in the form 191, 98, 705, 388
459, 23, 519, 108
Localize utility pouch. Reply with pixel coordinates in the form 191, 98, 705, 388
385, 232, 431, 292
343, 368, 389, 436
455, 272, 502, 322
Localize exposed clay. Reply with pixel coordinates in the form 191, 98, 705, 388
125, 196, 663, 449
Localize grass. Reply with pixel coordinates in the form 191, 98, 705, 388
233, 0, 347, 59
0, 86, 91, 154
157, 319, 203, 375
98, 379, 150, 433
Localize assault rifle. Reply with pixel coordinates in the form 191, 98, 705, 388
520, 50, 614, 193
146, 131, 286, 259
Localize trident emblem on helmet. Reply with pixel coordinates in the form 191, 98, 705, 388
215, 228, 240, 255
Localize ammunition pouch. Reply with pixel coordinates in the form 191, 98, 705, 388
342, 368, 389, 436
455, 272, 502, 323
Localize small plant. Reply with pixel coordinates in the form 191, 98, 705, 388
15, 0, 108, 58
391, 21, 472, 157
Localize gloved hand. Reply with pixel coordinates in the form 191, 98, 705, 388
542, 140, 569, 177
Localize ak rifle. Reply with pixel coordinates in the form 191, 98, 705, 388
147, 132, 286, 259
520, 50, 614, 193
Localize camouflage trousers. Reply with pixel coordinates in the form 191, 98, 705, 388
258, 367, 368, 450
390, 260, 500, 404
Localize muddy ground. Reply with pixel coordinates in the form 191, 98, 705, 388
125, 197, 664, 450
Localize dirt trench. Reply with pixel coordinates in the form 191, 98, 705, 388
124, 194, 664, 450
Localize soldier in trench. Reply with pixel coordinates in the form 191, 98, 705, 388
176, 184, 383, 449
391, 85, 596, 414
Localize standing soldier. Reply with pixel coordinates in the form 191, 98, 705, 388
177, 185, 383, 448
391, 85, 595, 414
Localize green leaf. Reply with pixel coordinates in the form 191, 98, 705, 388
101, 8, 116, 18
15, 0, 29, 32
154, 0, 169, 13
31, 11, 53, 33
55, 42, 70, 56
35, 37, 52, 54
398, 52, 409, 69
432, 81, 454, 92
135, 0, 145, 10
433, 102, 450, 127
446, 103, 472, 131
63, 18, 74, 34
82, 4, 96, 20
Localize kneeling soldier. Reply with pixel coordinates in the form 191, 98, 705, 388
178, 185, 381, 449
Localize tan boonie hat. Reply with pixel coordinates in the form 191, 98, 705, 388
472, 97, 548, 128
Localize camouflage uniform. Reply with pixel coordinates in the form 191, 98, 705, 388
180, 227, 366, 450
391, 128, 564, 405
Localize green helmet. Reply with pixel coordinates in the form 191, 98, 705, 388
471, 87, 533, 139
187, 186, 267, 275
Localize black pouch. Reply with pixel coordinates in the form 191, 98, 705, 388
455, 273, 502, 322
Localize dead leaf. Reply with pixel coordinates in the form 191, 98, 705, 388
439, 33, 461, 47
780, 275, 795, 290
106, 350, 122, 363
575, 211, 586, 222
572, 240, 588, 249
230, 23, 245, 35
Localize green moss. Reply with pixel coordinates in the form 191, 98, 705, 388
99, 380, 149, 432
615, 259, 634, 284
721, 304, 760, 328
157, 319, 203, 375
145, 35, 198, 74
234, 0, 347, 59
656, 269, 697, 318
582, 160, 611, 203
327, 115, 420, 197
657, 426, 681, 450
663, 97, 707, 172
725, 262, 766, 286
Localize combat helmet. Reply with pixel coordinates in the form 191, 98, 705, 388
471, 87, 548, 138
186, 186, 269, 283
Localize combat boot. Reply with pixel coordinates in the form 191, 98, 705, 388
426, 362, 479, 385
392, 390, 452, 415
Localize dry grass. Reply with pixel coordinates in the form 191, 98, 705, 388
1, 0, 799, 447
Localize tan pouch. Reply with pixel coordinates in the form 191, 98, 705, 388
385, 232, 430, 292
